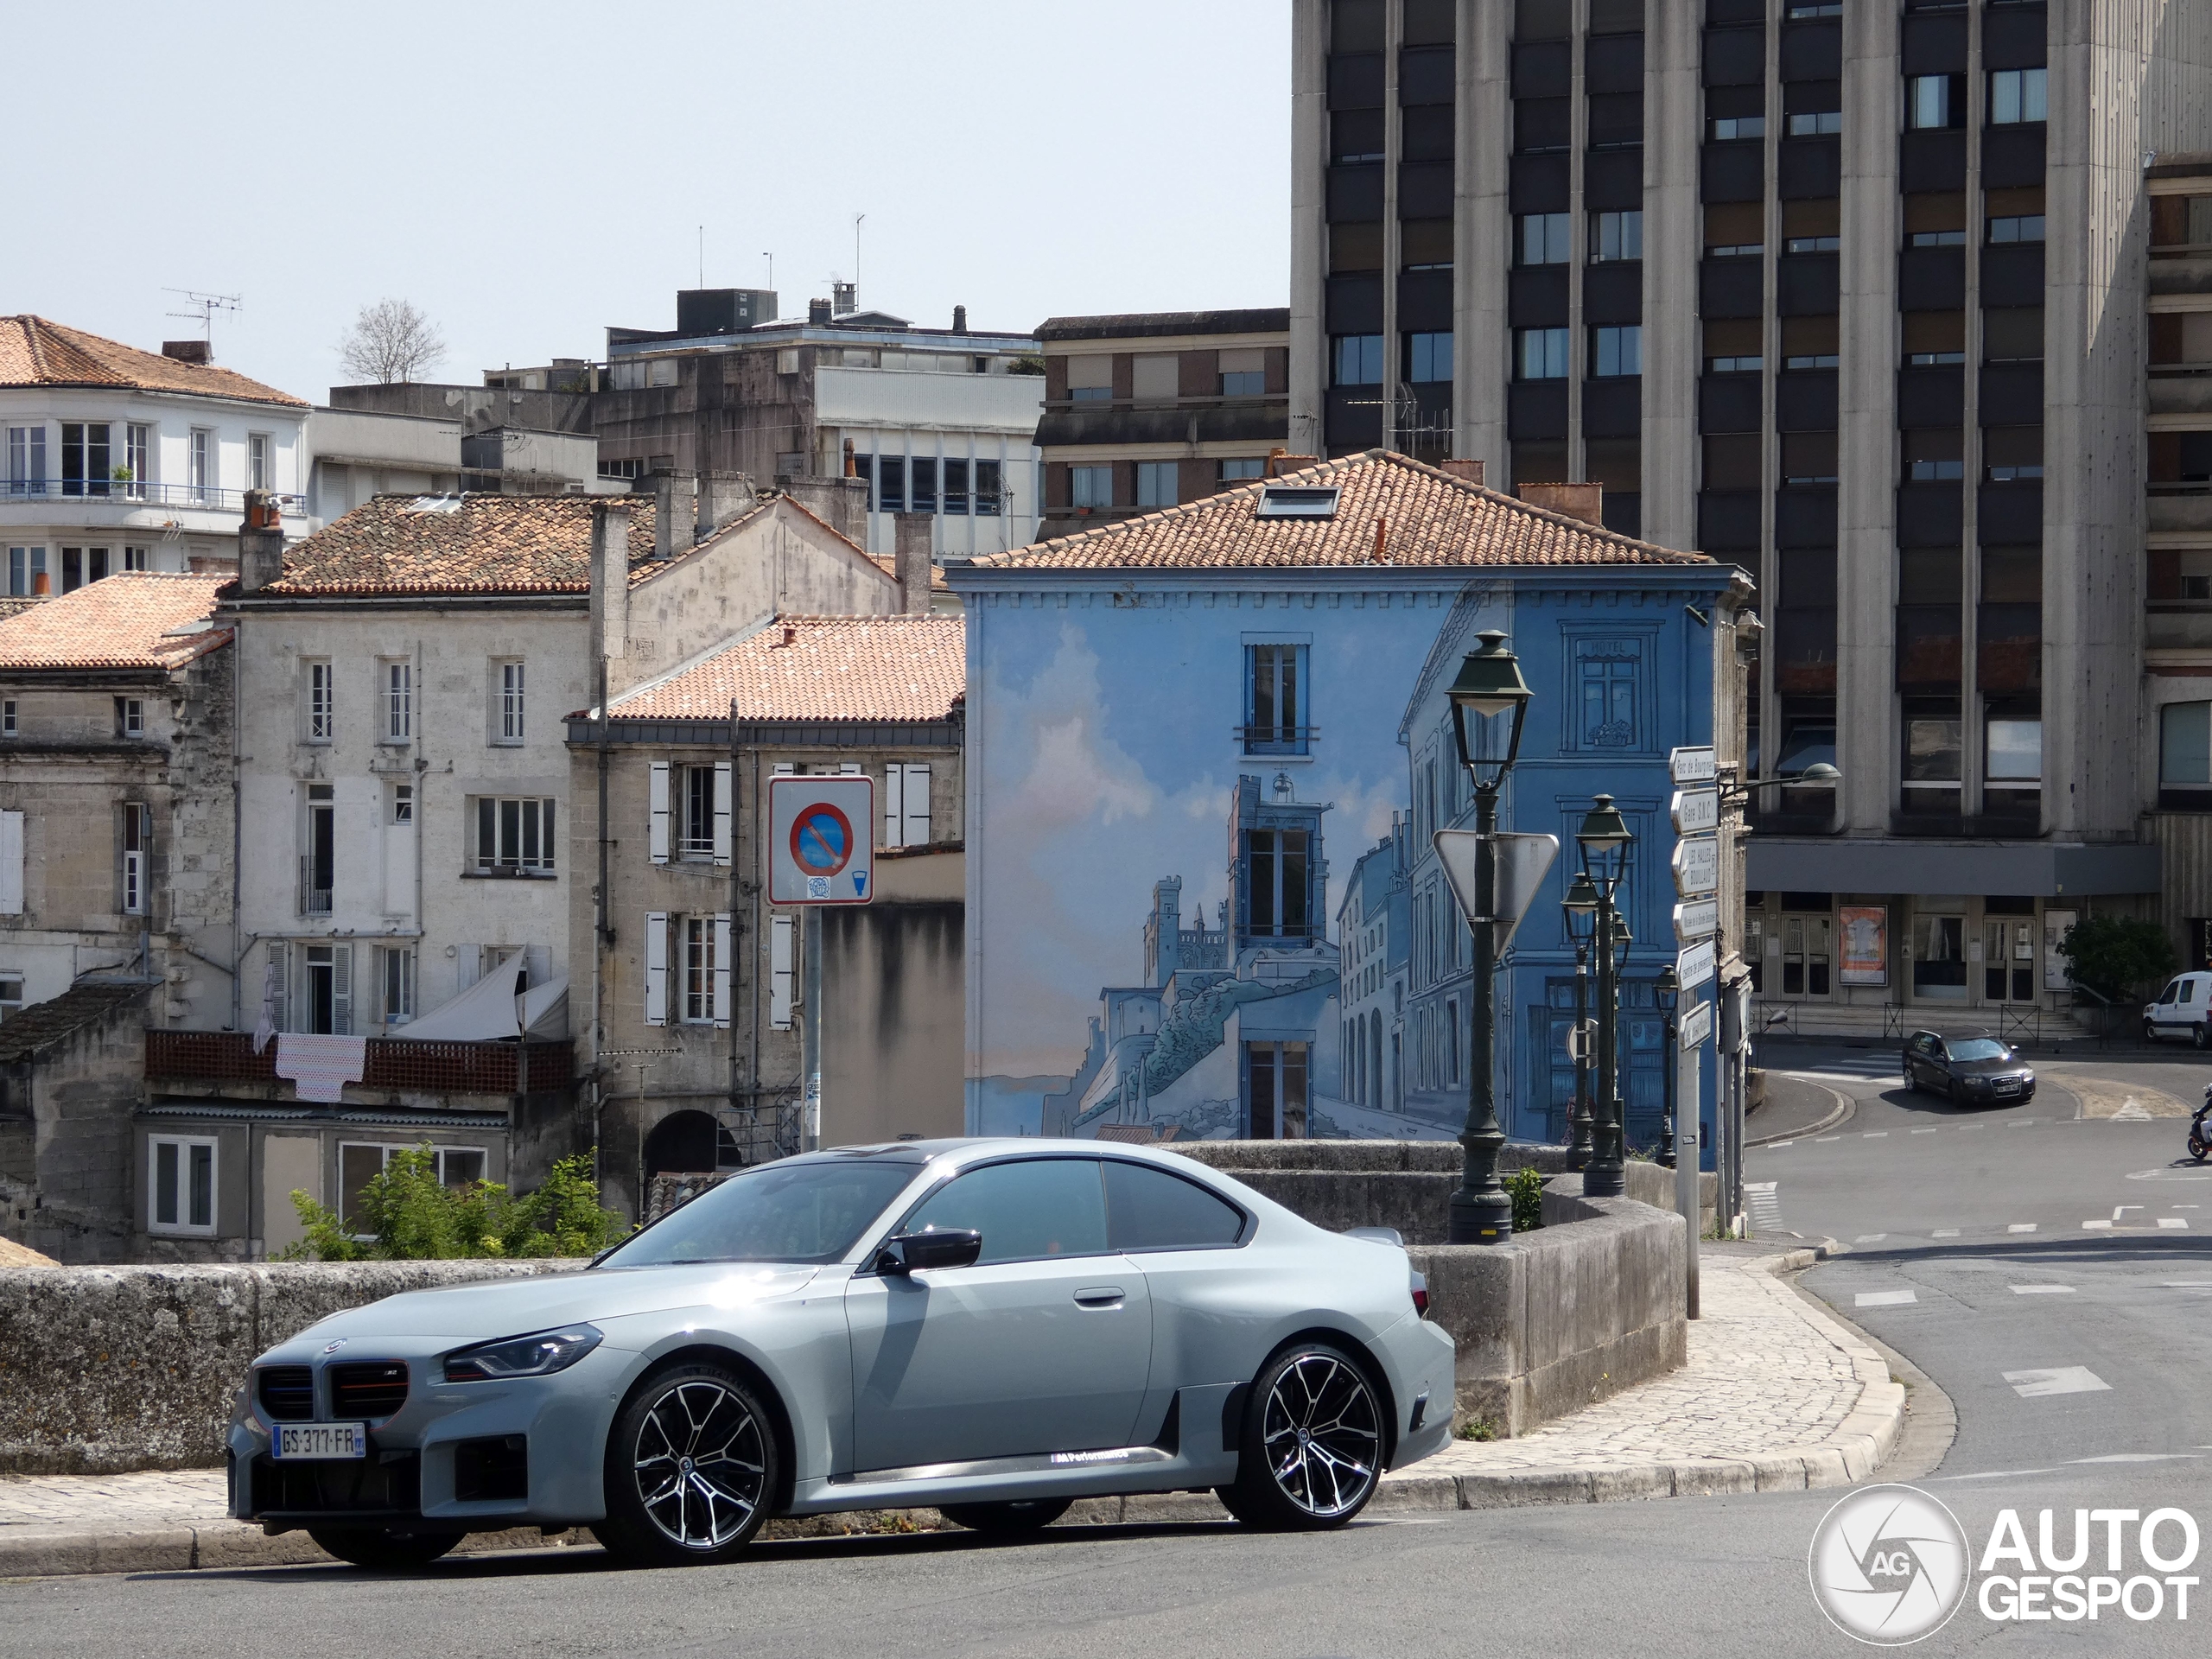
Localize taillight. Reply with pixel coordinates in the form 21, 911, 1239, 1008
1413, 1285, 1429, 1317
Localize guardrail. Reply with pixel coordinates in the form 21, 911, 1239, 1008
0, 480, 304, 514
145, 1028, 575, 1093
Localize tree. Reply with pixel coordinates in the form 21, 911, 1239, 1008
337, 298, 447, 385
283, 1146, 626, 1261
2053, 914, 2176, 1001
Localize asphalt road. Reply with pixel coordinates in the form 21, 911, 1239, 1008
7, 1045, 2208, 1656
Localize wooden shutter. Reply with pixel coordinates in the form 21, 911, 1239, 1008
0, 810, 22, 914
713, 912, 733, 1027
648, 761, 671, 864
900, 764, 931, 849
712, 762, 732, 864
770, 914, 793, 1030
268, 941, 289, 1033
880, 766, 903, 848
331, 944, 353, 1036
645, 912, 669, 1026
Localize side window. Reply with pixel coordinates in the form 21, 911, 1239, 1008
1103, 1160, 1245, 1252
901, 1159, 1108, 1265
2160, 980, 2183, 1006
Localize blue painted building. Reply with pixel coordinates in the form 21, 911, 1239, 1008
950, 453, 1749, 1146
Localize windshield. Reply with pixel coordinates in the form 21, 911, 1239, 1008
1947, 1039, 2009, 1063
600, 1156, 922, 1268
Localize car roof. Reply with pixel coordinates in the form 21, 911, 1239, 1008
787, 1136, 1210, 1170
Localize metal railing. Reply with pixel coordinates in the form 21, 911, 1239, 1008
146, 1027, 575, 1093
1, 480, 304, 514
299, 858, 333, 916
1996, 1002, 2043, 1046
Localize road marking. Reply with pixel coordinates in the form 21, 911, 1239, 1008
1934, 1468, 2056, 1482
2004, 1366, 2111, 1398
1864, 1131, 1889, 1138
1933, 1229, 1960, 1237
2069, 1453, 2202, 1464
2011, 1285, 2075, 1295
1855, 1233, 1888, 1243
1815, 1135, 1840, 1142
2007, 1224, 2037, 1233
1856, 1289, 1917, 1306
2159, 1217, 2190, 1229
2113, 1205, 2143, 1220
1768, 1141, 1795, 1148
2112, 1100, 2155, 1122
2082, 1220, 2113, 1230
2164, 1281, 2212, 1287
1910, 1128, 1938, 1135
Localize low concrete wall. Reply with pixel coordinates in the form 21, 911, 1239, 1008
0, 1261, 582, 1476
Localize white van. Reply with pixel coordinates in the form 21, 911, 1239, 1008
2144, 973, 2212, 1046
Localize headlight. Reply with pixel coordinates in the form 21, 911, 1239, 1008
442, 1324, 601, 1382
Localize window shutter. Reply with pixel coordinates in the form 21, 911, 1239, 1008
712, 761, 733, 864
770, 914, 794, 1030
881, 766, 903, 848
457, 944, 482, 990
901, 764, 931, 849
645, 911, 669, 1025
0, 809, 22, 914
713, 912, 733, 1027
332, 945, 353, 1037
648, 761, 671, 864
269, 942, 289, 1033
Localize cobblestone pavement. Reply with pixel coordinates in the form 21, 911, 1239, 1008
0, 1468, 230, 1538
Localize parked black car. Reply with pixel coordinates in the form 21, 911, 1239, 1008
1902, 1029, 2037, 1106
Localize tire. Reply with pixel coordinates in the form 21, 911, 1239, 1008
307, 1528, 461, 1571
591, 1361, 780, 1568
2189, 1131, 2209, 1165
1221, 1341, 1385, 1530
2194, 1024, 2209, 1052
2144, 1019, 2158, 1042
938, 1498, 1071, 1536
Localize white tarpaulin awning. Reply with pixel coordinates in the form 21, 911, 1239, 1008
393, 967, 569, 1042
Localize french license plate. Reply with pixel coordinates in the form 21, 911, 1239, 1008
272, 1422, 366, 1460
1994, 1082, 2020, 1096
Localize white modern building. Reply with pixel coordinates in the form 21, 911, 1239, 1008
1, 317, 308, 593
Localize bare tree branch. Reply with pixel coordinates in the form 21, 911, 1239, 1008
337, 299, 447, 385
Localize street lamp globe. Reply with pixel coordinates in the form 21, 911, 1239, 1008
1575, 792, 1633, 886
1654, 963, 1679, 1014
1446, 630, 1533, 784
1790, 761, 1842, 785
1562, 872, 1599, 944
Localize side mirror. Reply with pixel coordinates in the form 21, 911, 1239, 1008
874, 1228, 982, 1276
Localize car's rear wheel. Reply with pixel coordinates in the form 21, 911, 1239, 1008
2194, 1023, 2209, 1052
938, 1498, 1071, 1535
1221, 1341, 1384, 1530
307, 1527, 461, 1570
593, 1361, 779, 1567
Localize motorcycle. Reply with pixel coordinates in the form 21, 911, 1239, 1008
2192, 1085, 2211, 1164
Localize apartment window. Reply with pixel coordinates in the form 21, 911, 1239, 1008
0, 974, 21, 1019
391, 784, 414, 824
943, 458, 969, 515
876, 456, 906, 512
302, 784, 335, 914
149, 1135, 216, 1236
1243, 642, 1310, 755
188, 429, 213, 499
1220, 457, 1267, 483
666, 761, 731, 861
1516, 327, 1569, 380
1907, 74, 1964, 130
495, 659, 525, 743
1709, 115, 1764, 141
681, 914, 719, 1023
120, 802, 149, 916
1245, 830, 1313, 941
975, 458, 1002, 516
1220, 348, 1267, 397
122, 545, 149, 572
1987, 214, 2046, 244
1066, 356, 1114, 403
247, 433, 270, 491
60, 423, 111, 498
2162, 702, 2212, 788
1332, 334, 1383, 386
474, 797, 556, 874
124, 423, 149, 497
1986, 718, 2042, 788
382, 660, 411, 741
1989, 67, 2047, 126
770, 914, 795, 1030
882, 763, 933, 849
1070, 465, 1113, 510
1402, 332, 1452, 385
298, 660, 334, 741
1787, 111, 1842, 137
1135, 461, 1178, 510
1591, 326, 1641, 378
1245, 1040, 1308, 1139
379, 944, 416, 1025
339, 1143, 485, 1227
116, 697, 143, 737
8, 547, 47, 596
910, 458, 938, 514
1517, 212, 1570, 265
1, 702, 14, 737
60, 547, 110, 591
1589, 210, 1642, 264
6, 425, 46, 494
598, 457, 645, 480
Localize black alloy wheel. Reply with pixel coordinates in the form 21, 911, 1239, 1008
938, 1498, 1072, 1535
307, 1528, 461, 1571
1221, 1341, 1384, 1530
594, 1360, 779, 1567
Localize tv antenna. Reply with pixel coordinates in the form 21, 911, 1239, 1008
162, 289, 242, 342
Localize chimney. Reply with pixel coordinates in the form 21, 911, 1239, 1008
808, 297, 833, 325
1264, 450, 1320, 479
893, 512, 933, 615
236, 489, 287, 594
1516, 480, 1605, 525
29, 570, 50, 597
696, 471, 753, 541
952, 304, 969, 334
1438, 459, 1486, 486
591, 504, 632, 669
843, 438, 857, 478
161, 340, 211, 365
652, 471, 695, 558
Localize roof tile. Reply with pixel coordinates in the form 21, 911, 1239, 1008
608, 614, 964, 723
0, 316, 306, 408
247, 493, 657, 598
0, 574, 231, 671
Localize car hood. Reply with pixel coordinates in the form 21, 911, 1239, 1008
1953, 1057, 2030, 1077
279, 1262, 824, 1348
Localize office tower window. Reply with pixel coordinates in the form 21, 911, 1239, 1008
1331, 221, 1384, 272
2162, 702, 2212, 790
1901, 703, 1964, 810
1401, 218, 1452, 271
1332, 334, 1383, 386
1787, 110, 1841, 137
1135, 461, 1178, 509
1331, 108, 1384, 163
1703, 435, 1762, 490
1704, 318, 1763, 375
1907, 74, 1965, 130
1781, 432, 1839, 485
1989, 67, 2047, 126
1984, 427, 2044, 483
1786, 3, 1841, 15
1709, 114, 1764, 141
1904, 429, 1964, 482
1403, 332, 1452, 385
1517, 213, 1570, 266
1704, 202, 1764, 258
910, 458, 938, 513
975, 459, 1002, 516
876, 455, 906, 511
1070, 465, 1113, 510
1987, 214, 2046, 244
1986, 716, 2043, 789
943, 458, 970, 515
1783, 315, 1840, 370
1516, 328, 1569, 381
1590, 326, 1641, 378
1902, 311, 1966, 367
1984, 308, 2045, 363
1590, 210, 1642, 264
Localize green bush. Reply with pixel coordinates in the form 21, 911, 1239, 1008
2055, 915, 2176, 1002
1508, 1166, 1546, 1233
283, 1147, 626, 1262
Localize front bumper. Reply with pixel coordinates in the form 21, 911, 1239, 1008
228, 1344, 632, 1531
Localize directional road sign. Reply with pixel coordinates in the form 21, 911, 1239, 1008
1669, 746, 1718, 785
1673, 896, 1719, 944
1675, 938, 1716, 992
1433, 831, 1560, 952
1679, 999, 1713, 1047
1671, 788, 1719, 835
769, 774, 875, 905
1672, 836, 1719, 898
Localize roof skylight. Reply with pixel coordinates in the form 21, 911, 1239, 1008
1255, 485, 1341, 519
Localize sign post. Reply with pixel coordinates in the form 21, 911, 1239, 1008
1675, 996, 1711, 1317
769, 775, 876, 1150
1433, 830, 1560, 951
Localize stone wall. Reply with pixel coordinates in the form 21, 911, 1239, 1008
0, 1259, 582, 1475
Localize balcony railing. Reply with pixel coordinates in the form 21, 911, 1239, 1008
300, 857, 333, 916
146, 1028, 575, 1094
1, 480, 305, 514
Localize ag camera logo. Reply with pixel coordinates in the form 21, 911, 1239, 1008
1808, 1484, 1972, 1645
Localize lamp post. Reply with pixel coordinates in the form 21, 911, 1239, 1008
1444, 631, 1533, 1245
1654, 963, 1680, 1169
1577, 794, 1633, 1199
1561, 873, 1599, 1169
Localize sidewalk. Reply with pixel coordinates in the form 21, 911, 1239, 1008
0, 1251, 1906, 1577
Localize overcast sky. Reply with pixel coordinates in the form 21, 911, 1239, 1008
10, 0, 1289, 402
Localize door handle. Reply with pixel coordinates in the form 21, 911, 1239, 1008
1073, 1287, 1125, 1307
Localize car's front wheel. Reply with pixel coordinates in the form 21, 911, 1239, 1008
938, 1498, 1071, 1535
1221, 1341, 1384, 1530
593, 1360, 780, 1567
307, 1527, 461, 1570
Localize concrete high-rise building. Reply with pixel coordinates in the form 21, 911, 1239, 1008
1290, 0, 2212, 1027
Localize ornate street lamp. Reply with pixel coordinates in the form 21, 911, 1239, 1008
1654, 963, 1680, 1169
1561, 873, 1599, 1170
1577, 794, 1634, 1199
1444, 631, 1533, 1246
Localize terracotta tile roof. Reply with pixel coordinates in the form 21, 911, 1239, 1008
247, 493, 656, 598
868, 555, 950, 590
607, 614, 965, 722
972, 449, 1712, 571
0, 574, 232, 671
0, 316, 307, 408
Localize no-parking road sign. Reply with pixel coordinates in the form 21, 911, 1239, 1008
769, 774, 875, 904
